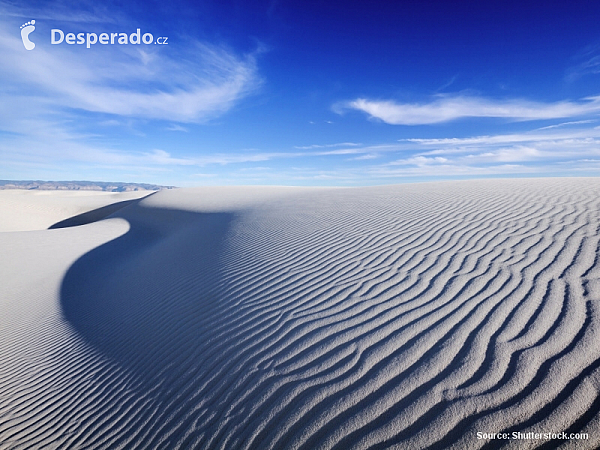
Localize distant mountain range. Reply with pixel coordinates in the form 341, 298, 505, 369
0, 180, 176, 192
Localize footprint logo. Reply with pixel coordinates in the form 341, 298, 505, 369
20, 20, 35, 50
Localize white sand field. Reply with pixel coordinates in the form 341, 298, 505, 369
1, 179, 599, 449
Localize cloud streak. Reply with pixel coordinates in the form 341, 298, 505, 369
338, 95, 600, 125
294, 142, 361, 150
566, 42, 600, 82
0, 19, 261, 123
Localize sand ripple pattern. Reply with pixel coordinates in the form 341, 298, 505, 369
2, 179, 600, 449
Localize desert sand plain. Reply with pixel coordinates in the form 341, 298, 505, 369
1, 178, 599, 449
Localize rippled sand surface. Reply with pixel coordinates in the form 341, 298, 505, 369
1, 179, 599, 449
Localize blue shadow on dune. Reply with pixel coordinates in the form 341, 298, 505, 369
59, 199, 237, 446
49, 198, 140, 229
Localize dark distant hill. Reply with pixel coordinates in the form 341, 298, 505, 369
0, 180, 176, 192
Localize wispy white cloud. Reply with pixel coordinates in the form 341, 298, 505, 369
462, 146, 543, 163
166, 124, 189, 132
388, 156, 449, 166
351, 153, 379, 160
535, 120, 596, 130
402, 128, 600, 149
367, 163, 535, 178
337, 95, 600, 125
144, 149, 196, 166
191, 173, 218, 178
235, 124, 600, 183
0, 0, 125, 24
194, 153, 278, 166
566, 43, 600, 82
294, 142, 361, 149
0, 18, 261, 124
398, 127, 600, 169
435, 75, 458, 92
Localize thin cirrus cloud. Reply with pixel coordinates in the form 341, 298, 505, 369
294, 142, 361, 150
402, 126, 600, 149
0, 0, 125, 24
565, 43, 600, 82
146, 122, 600, 182
338, 95, 600, 125
0, 17, 261, 124
395, 126, 600, 169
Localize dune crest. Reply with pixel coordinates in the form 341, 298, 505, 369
1, 179, 599, 449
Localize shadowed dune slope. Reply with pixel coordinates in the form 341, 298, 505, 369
1, 179, 600, 449
0, 189, 150, 232
49, 198, 144, 229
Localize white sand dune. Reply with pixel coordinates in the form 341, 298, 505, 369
1, 179, 599, 449
0, 190, 150, 232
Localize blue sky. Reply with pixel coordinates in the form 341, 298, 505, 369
2, 0, 600, 186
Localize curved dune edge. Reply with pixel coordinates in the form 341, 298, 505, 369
1, 179, 600, 449
0, 190, 151, 232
